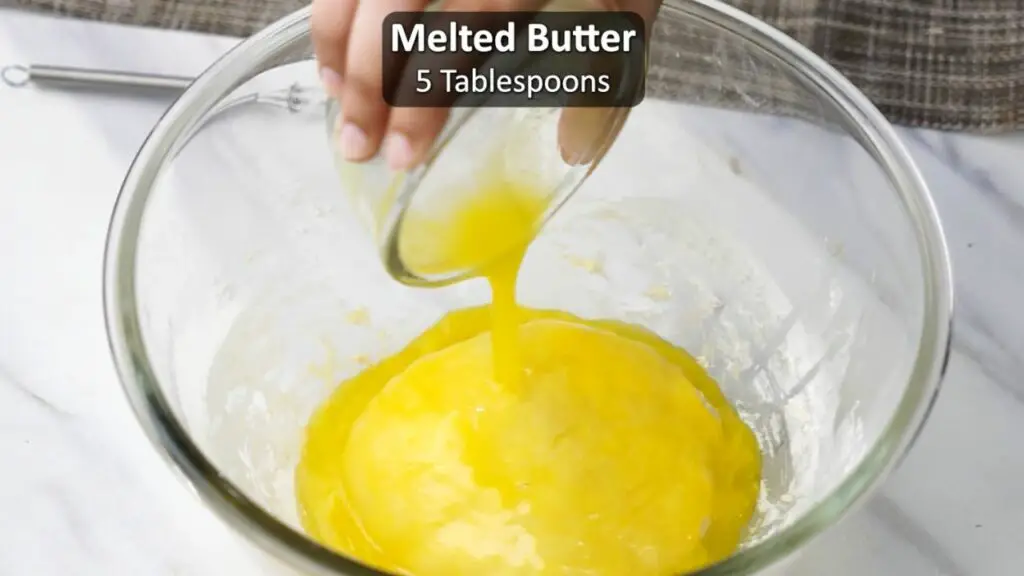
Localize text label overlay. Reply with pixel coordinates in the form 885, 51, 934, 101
382, 12, 646, 108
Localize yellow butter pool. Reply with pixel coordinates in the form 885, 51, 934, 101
296, 175, 762, 575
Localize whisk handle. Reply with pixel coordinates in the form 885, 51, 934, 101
2, 64, 193, 95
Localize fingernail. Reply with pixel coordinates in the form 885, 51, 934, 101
338, 122, 369, 160
559, 143, 591, 166
320, 66, 343, 98
560, 147, 586, 166
385, 132, 414, 171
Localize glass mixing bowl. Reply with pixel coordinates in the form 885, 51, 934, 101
103, 1, 953, 574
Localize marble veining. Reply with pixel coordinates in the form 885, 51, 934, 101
2, 8, 1023, 576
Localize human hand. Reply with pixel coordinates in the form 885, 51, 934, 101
312, 0, 661, 171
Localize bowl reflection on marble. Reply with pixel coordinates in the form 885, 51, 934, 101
103, 1, 952, 575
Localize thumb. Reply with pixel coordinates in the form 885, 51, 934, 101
557, 106, 630, 168
556, 0, 658, 166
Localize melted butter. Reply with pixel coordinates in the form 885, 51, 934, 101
296, 176, 762, 575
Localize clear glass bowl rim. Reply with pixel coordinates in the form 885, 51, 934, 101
102, 1, 954, 574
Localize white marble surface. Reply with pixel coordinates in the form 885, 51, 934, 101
1, 8, 1023, 576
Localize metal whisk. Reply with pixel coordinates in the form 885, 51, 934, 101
1, 63, 323, 116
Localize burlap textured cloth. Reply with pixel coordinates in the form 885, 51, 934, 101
5, 0, 1023, 132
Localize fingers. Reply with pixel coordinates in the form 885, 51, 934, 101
384, 107, 451, 171
440, 0, 547, 13
385, 0, 546, 170
379, 0, 550, 170
310, 0, 358, 98
315, 0, 657, 170
632, 0, 663, 34
338, 0, 430, 162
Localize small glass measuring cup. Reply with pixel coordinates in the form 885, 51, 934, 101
324, 16, 640, 286
326, 103, 627, 286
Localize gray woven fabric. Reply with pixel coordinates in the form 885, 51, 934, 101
5, 0, 1024, 132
